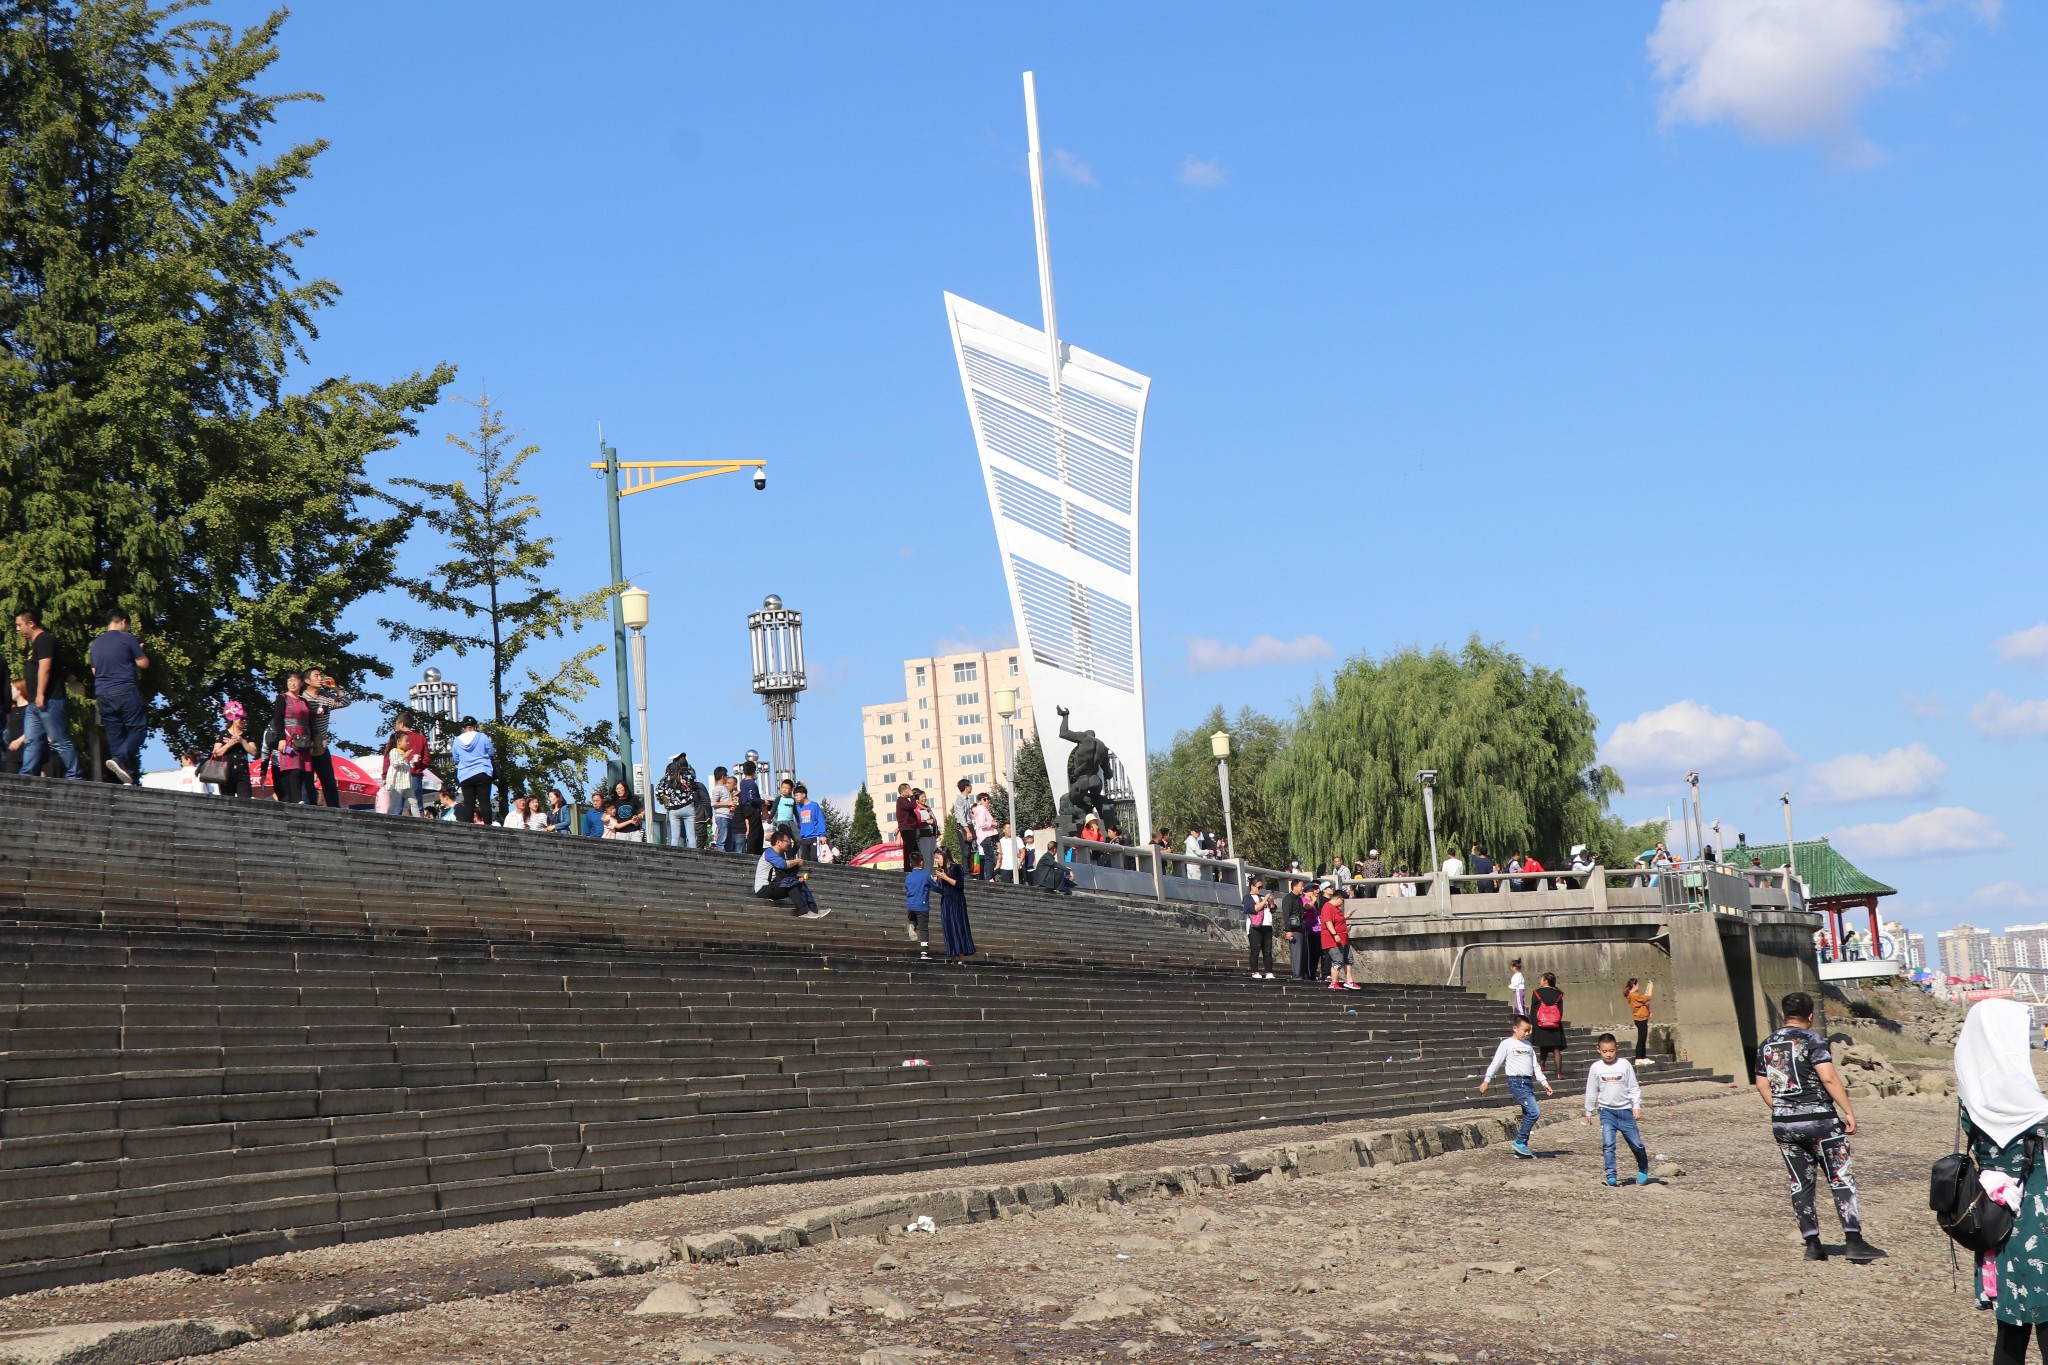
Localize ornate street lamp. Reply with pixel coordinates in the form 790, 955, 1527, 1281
748, 595, 806, 786
995, 688, 1019, 840
407, 668, 459, 754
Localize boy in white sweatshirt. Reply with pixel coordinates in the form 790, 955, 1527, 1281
1584, 1032, 1649, 1187
1479, 1015, 1552, 1159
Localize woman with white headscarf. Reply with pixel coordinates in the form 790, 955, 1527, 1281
1957, 998, 2048, 1364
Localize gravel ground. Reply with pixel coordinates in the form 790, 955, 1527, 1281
10, 1077, 1992, 1364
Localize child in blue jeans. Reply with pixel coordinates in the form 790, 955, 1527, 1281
1584, 1032, 1649, 1186
1479, 1015, 1552, 1159
903, 852, 933, 960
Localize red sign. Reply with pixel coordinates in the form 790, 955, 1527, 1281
1964, 988, 2018, 1002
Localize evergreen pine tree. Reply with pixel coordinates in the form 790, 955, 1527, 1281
380, 394, 616, 809
820, 797, 851, 850
847, 784, 881, 850
0, 2, 453, 753
1010, 730, 1056, 831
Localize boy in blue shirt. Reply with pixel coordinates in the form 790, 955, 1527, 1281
903, 851, 933, 959
794, 783, 826, 859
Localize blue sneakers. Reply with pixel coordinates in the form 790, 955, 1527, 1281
1636, 1170, 1651, 1186
1603, 1176, 1620, 1187
1512, 1143, 1534, 1159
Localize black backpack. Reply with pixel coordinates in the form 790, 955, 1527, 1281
1931, 1120, 2039, 1254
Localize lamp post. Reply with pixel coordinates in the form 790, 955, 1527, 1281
621, 585, 653, 835
995, 688, 1018, 838
1684, 771, 1703, 862
747, 595, 806, 787
1781, 791, 1798, 882
1418, 770, 1441, 876
407, 668, 459, 754
593, 437, 766, 787
1211, 730, 1236, 864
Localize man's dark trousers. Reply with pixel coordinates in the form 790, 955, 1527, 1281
310, 750, 342, 808
458, 774, 492, 824
98, 689, 146, 779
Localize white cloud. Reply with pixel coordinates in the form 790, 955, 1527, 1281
1973, 882, 2048, 914
1806, 742, 1945, 805
1831, 806, 2008, 860
1647, 0, 1911, 155
1970, 691, 2048, 739
1049, 148, 1097, 187
1185, 633, 1333, 674
1995, 623, 2048, 667
1178, 155, 1229, 190
1901, 692, 1947, 718
1602, 700, 1796, 783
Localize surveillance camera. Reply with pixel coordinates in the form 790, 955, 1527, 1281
1417, 769, 1438, 786
752, 466, 767, 491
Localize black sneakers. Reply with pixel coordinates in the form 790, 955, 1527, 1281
1843, 1235, 1885, 1263
105, 759, 134, 785
1803, 1237, 1827, 1261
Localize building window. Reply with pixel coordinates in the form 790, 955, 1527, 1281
921, 739, 931, 750
878, 712, 892, 725
919, 719, 929, 730
882, 753, 895, 764
915, 666, 927, 686
923, 759, 932, 770
1008, 656, 1019, 676
960, 753, 985, 766
883, 773, 895, 785
956, 734, 983, 746
956, 691, 980, 705
917, 698, 927, 710
953, 662, 978, 682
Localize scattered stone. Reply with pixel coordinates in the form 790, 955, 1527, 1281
1290, 1327, 1333, 1344
938, 1292, 982, 1310
666, 1345, 794, 1363
873, 1254, 901, 1273
1152, 1316, 1186, 1336
635, 1285, 708, 1317
1061, 1286, 1160, 1327
1106, 1234, 1172, 1253
1354, 1297, 1404, 1315
1652, 1162, 1686, 1179
1289, 1276, 1323, 1294
770, 1291, 833, 1321
857, 1349, 943, 1365
1120, 1343, 1154, 1359
1468, 1261, 1524, 1277
859, 1287, 918, 1322
1184, 1233, 1229, 1254
0, 1320, 254, 1365
544, 1255, 603, 1282
1021, 1296, 1064, 1313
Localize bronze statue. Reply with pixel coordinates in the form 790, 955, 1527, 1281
1054, 705, 1118, 838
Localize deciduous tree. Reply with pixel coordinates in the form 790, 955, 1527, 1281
1148, 706, 1292, 869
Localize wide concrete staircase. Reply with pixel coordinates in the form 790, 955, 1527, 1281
0, 781, 1717, 1291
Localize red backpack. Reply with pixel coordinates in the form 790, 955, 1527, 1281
1534, 996, 1563, 1029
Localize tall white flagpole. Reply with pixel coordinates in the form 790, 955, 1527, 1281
1022, 71, 1062, 395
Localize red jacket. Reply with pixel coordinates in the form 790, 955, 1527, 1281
1319, 898, 1350, 948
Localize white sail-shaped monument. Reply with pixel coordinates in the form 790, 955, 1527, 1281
944, 72, 1152, 838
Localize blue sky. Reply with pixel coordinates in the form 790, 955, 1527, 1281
199, 0, 2043, 940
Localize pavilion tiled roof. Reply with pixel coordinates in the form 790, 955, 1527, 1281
1723, 837, 1896, 903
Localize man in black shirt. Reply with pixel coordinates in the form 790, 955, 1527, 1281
1754, 991, 1883, 1262
13, 609, 80, 780
88, 608, 149, 784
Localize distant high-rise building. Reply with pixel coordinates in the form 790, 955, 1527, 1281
2005, 923, 2048, 975
1939, 923, 1995, 985
1880, 920, 1925, 972
860, 649, 1037, 840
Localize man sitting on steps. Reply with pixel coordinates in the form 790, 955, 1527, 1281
755, 829, 830, 919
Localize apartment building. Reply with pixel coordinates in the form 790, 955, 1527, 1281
1938, 923, 1995, 984
860, 649, 1037, 840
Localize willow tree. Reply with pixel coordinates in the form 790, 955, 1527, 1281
1262, 638, 1624, 871
1148, 705, 1292, 868
0, 2, 452, 752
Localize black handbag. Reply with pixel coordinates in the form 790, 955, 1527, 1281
1932, 1118, 2039, 1254
197, 757, 231, 786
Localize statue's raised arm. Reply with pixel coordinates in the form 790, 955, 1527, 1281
1056, 705, 1082, 745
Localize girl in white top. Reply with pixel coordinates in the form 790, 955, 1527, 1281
1509, 960, 1527, 1016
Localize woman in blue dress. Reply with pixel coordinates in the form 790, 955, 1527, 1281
932, 847, 977, 963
